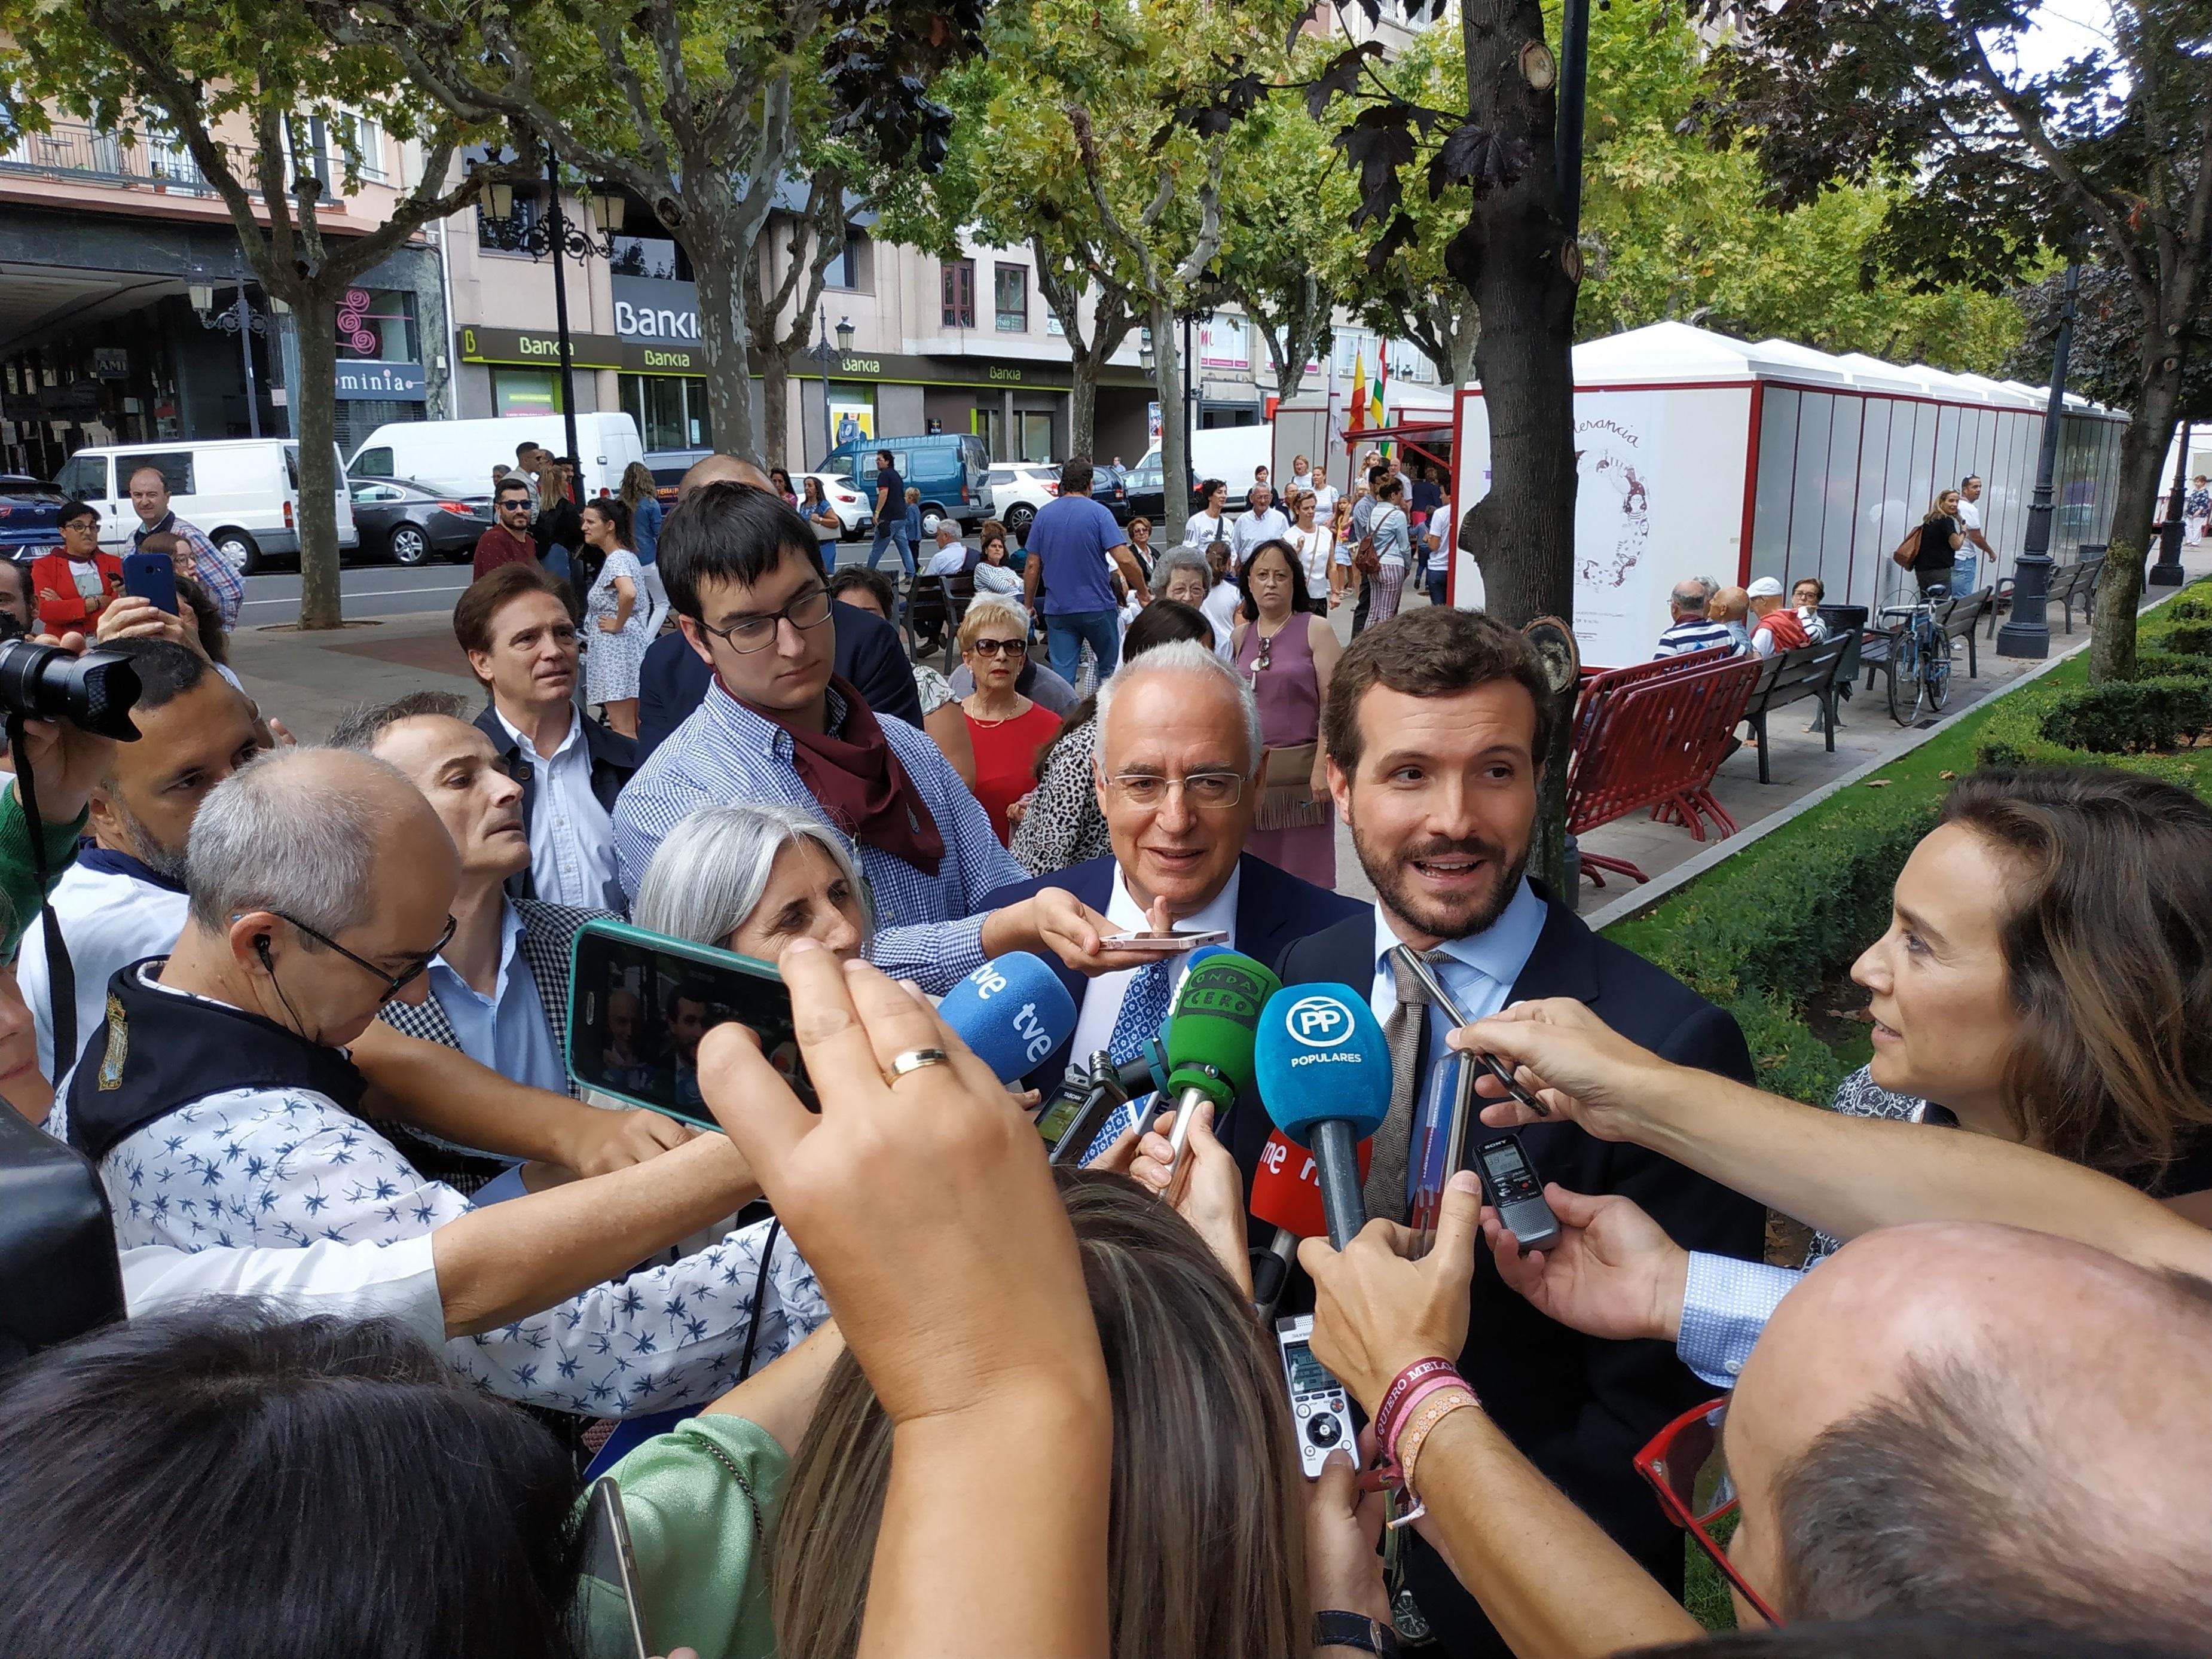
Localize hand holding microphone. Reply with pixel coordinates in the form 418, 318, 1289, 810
1299, 1171, 1484, 1419
1125, 1100, 1252, 1297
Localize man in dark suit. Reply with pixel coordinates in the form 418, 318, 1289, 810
453, 561, 636, 912
978, 637, 1367, 1125
633, 453, 921, 758
1261, 606, 1764, 1658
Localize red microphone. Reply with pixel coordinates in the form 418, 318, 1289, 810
1250, 1130, 1370, 1318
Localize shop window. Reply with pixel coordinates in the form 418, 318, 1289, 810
338, 289, 418, 363
611, 236, 688, 280
995, 264, 1027, 332
490, 368, 561, 419
942, 259, 975, 329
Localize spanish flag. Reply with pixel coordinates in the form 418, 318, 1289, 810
1372, 346, 1389, 434
1349, 351, 1367, 432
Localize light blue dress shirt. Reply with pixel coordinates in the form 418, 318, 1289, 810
1367, 878, 1550, 1205
424, 902, 569, 1098
1676, 1252, 1803, 1388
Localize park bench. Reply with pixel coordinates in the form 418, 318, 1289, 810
1740, 633, 1851, 783
1862, 588, 1993, 704
1989, 551, 2105, 638
1940, 587, 1993, 676
1566, 650, 1762, 887
902, 566, 976, 667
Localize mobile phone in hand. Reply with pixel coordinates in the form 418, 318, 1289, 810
120, 552, 179, 616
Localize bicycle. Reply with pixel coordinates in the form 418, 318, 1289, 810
1880, 584, 1954, 726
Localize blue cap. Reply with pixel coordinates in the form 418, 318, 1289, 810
937, 952, 1079, 1083
1252, 984, 1392, 1144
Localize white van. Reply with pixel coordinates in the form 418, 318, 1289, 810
52, 439, 358, 575
346, 413, 645, 502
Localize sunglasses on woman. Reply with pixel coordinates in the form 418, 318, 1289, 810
969, 637, 1027, 658
1633, 1398, 1783, 1627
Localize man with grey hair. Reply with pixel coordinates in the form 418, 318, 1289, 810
1653, 578, 1737, 658
51, 746, 827, 1419
977, 638, 1367, 1147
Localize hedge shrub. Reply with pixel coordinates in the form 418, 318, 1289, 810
2037, 677, 2212, 753
2157, 621, 2212, 658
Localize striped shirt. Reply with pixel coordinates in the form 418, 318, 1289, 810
1653, 618, 1740, 658
611, 679, 1023, 994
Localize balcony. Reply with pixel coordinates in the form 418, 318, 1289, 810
0, 121, 239, 196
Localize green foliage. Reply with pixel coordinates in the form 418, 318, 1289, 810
2007, 263, 2212, 425
2159, 623, 2212, 658
2036, 679, 2212, 755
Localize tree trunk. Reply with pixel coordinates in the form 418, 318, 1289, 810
2090, 365, 2185, 681
1151, 294, 1190, 542
1453, 0, 1579, 891
761, 350, 792, 473
692, 236, 759, 464
292, 288, 343, 630
1070, 347, 1099, 460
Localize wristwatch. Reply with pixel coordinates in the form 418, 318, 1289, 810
1313, 1610, 1401, 1657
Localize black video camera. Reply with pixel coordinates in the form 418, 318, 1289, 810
0, 636, 141, 741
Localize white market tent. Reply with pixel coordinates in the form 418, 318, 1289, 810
1449, 321, 2128, 668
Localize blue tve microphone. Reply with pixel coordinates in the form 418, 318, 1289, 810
936, 953, 1080, 1084
1253, 985, 1393, 1250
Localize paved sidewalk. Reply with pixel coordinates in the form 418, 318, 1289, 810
228, 615, 483, 741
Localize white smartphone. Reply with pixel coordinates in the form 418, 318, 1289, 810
1098, 929, 1230, 952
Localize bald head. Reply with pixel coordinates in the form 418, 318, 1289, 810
680, 454, 774, 497
1727, 1224, 2212, 1634
1709, 586, 1749, 624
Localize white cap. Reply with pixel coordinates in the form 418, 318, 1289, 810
1746, 576, 1785, 599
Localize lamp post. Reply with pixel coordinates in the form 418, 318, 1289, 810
1999, 261, 2080, 659
2149, 418, 2193, 588
478, 150, 625, 474
189, 275, 282, 439
815, 309, 855, 467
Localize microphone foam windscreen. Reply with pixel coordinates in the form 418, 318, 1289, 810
937, 952, 1079, 1083
1163, 951, 1282, 1104
1254, 984, 1393, 1145
1249, 1127, 1373, 1238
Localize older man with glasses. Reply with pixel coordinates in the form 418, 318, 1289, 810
51, 743, 829, 1420
975, 638, 1367, 1142
612, 484, 1150, 995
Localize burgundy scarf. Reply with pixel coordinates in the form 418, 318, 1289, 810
745, 674, 945, 875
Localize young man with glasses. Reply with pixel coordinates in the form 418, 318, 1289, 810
52, 745, 830, 1420
975, 638, 1365, 1135
472, 476, 540, 580
612, 484, 1138, 995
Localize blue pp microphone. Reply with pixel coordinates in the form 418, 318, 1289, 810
1253, 985, 1393, 1250
936, 953, 1080, 1084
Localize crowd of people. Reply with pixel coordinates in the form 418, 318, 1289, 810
0, 447, 2204, 1659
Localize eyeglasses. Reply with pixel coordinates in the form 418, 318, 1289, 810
968, 637, 1027, 658
1101, 770, 1246, 809
274, 910, 458, 1003
697, 585, 833, 653
1633, 1398, 1783, 1628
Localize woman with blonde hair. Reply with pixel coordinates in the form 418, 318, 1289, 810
957, 597, 1064, 846
1907, 488, 1964, 600
618, 460, 669, 636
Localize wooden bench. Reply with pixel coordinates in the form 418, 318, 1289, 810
1740, 634, 1852, 783
1941, 587, 1993, 676
1862, 588, 1992, 702
1990, 553, 2105, 638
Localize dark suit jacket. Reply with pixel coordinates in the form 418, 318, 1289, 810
473, 704, 636, 908
977, 852, 1368, 1093
1267, 885, 1764, 1659
634, 602, 924, 760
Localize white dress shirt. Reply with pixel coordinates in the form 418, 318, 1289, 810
497, 708, 618, 911
423, 901, 569, 1096
17, 857, 191, 1081
925, 540, 968, 576
1232, 506, 1292, 560
1067, 861, 1244, 1073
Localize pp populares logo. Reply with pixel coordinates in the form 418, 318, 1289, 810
1284, 992, 1358, 1049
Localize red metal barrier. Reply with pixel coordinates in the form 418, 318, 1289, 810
1566, 652, 1761, 886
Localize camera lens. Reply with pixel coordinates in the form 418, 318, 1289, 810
0, 640, 142, 742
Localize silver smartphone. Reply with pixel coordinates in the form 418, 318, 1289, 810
578, 1475, 651, 1659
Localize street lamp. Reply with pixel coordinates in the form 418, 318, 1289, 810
1999, 262, 2080, 659
190, 275, 271, 439
815, 313, 858, 467
476, 149, 625, 473
2150, 418, 2193, 588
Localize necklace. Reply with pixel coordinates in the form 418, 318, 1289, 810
966, 696, 1027, 727
1252, 614, 1293, 673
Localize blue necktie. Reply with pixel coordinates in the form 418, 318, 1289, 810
1082, 959, 1174, 1162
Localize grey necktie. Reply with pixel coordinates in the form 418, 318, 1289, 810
1362, 949, 1437, 1225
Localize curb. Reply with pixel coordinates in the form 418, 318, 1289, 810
1582, 585, 2189, 934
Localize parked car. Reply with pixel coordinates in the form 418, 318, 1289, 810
983, 463, 1061, 540
50, 439, 358, 574
0, 476, 65, 558
1118, 449, 1211, 531
644, 447, 714, 505
348, 478, 493, 566
796, 472, 874, 537
347, 413, 645, 503
817, 431, 991, 532
1092, 462, 1131, 523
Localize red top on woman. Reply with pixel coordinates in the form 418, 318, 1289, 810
29, 550, 123, 630
964, 701, 1064, 847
